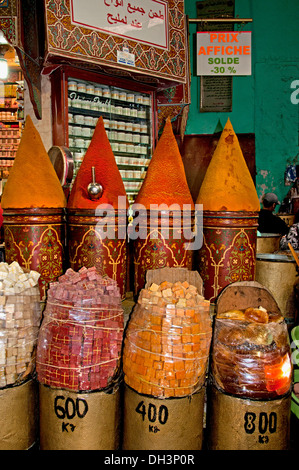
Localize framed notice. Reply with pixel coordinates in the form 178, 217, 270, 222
44, 0, 187, 88
196, 0, 235, 113
70, 0, 168, 49
200, 75, 232, 112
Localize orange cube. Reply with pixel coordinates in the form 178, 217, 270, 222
176, 308, 185, 317
175, 360, 185, 370
172, 316, 182, 327
172, 344, 183, 354
151, 343, 162, 353
155, 369, 165, 379
182, 334, 192, 344
153, 360, 163, 370
141, 383, 152, 395
164, 361, 174, 372
165, 370, 175, 380
186, 308, 195, 317
164, 388, 174, 398
183, 343, 193, 353
151, 314, 162, 325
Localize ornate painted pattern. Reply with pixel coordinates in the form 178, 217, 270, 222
197, 214, 258, 302
4, 223, 64, 300
44, 0, 187, 85
0, 0, 18, 45
67, 217, 127, 299
133, 228, 193, 295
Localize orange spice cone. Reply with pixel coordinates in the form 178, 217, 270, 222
67, 117, 128, 298
2, 115, 66, 300
133, 117, 195, 295
196, 118, 260, 301
1, 115, 66, 209
135, 117, 194, 209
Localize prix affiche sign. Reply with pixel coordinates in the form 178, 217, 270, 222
197, 31, 252, 76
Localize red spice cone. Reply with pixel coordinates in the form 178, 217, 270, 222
135, 117, 194, 209
68, 116, 129, 209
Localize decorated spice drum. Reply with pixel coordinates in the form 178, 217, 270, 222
36, 266, 123, 449
0, 261, 42, 449
133, 118, 195, 296
207, 281, 292, 450
1, 116, 66, 300
255, 252, 299, 329
196, 118, 260, 302
122, 268, 212, 450
67, 117, 128, 299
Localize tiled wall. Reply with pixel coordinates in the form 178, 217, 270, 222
24, 74, 53, 152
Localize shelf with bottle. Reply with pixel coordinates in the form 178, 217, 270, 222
68, 81, 151, 106
0, 110, 19, 122
69, 142, 150, 158
68, 106, 149, 126
66, 80, 153, 203
69, 119, 149, 139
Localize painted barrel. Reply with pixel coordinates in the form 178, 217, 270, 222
291, 326, 299, 433
0, 379, 38, 450
122, 384, 205, 450
278, 214, 295, 228
39, 382, 121, 450
256, 233, 281, 253
197, 211, 258, 302
67, 209, 127, 299
3, 208, 66, 300
132, 210, 194, 296
292, 197, 299, 215
255, 252, 299, 329
207, 385, 291, 450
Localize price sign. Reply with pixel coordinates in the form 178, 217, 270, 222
197, 31, 251, 76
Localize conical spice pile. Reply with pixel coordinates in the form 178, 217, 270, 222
68, 116, 128, 210
1, 115, 66, 209
196, 118, 260, 212
135, 117, 194, 209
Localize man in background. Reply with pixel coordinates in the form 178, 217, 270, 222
258, 192, 289, 235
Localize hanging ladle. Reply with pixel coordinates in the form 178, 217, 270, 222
87, 166, 103, 200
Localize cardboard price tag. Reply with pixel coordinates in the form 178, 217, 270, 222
39, 384, 121, 450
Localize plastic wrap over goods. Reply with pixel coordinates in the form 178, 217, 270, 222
36, 267, 124, 392
211, 307, 292, 399
123, 280, 212, 398
0, 261, 41, 388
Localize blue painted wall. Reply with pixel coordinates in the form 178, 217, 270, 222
185, 0, 299, 208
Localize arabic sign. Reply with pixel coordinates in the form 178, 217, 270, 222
197, 31, 252, 76
70, 0, 169, 50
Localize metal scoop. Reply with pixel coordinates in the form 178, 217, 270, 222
87, 166, 103, 200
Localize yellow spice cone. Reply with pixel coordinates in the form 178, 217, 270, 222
1, 115, 66, 209
196, 118, 260, 212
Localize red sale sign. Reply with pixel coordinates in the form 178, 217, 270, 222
197, 31, 252, 76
